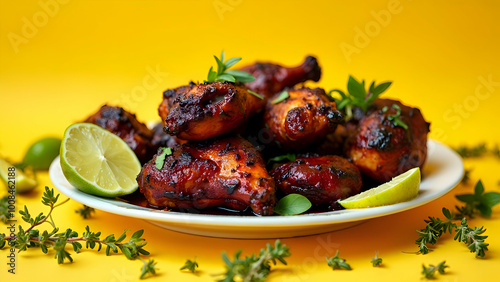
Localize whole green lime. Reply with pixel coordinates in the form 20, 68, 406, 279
23, 137, 62, 170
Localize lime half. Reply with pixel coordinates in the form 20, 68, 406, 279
338, 167, 421, 208
60, 123, 141, 197
0, 158, 38, 193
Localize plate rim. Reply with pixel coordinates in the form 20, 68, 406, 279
49, 139, 464, 229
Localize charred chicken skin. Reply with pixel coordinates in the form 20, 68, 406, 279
264, 88, 343, 150
271, 155, 362, 206
346, 99, 430, 183
84, 105, 155, 163
137, 135, 276, 215
239, 56, 321, 98
159, 81, 264, 141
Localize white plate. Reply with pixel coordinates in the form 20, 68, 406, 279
49, 139, 463, 239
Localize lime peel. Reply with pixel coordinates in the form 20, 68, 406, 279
338, 167, 421, 208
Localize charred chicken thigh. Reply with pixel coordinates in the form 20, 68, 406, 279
239, 56, 322, 98
159, 81, 264, 141
84, 105, 155, 163
346, 99, 430, 183
137, 135, 276, 215
264, 88, 343, 150
271, 155, 362, 207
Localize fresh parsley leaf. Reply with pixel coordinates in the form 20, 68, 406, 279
155, 147, 172, 170
273, 194, 312, 215
204, 51, 256, 84
271, 91, 290, 104
326, 250, 352, 270
329, 75, 392, 120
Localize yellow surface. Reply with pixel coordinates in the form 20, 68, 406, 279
1, 0, 499, 281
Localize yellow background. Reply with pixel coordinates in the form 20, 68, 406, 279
1, 0, 499, 281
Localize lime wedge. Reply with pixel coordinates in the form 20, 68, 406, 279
0, 158, 38, 193
338, 167, 421, 208
60, 123, 141, 197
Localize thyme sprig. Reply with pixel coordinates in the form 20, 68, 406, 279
180, 257, 199, 273
75, 205, 95, 219
416, 180, 499, 256
422, 261, 448, 279
370, 251, 383, 267
325, 250, 352, 270
0, 187, 157, 279
217, 240, 290, 282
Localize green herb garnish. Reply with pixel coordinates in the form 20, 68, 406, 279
155, 147, 172, 170
454, 218, 489, 257
75, 205, 95, 219
416, 207, 456, 254
0, 196, 10, 224
415, 180, 496, 258
247, 90, 264, 100
326, 250, 352, 270
205, 51, 256, 83
0, 187, 157, 279
371, 251, 382, 267
329, 75, 392, 120
267, 153, 296, 164
273, 194, 312, 215
454, 143, 488, 158
382, 104, 408, 130
455, 180, 500, 218
140, 258, 158, 279
422, 261, 448, 279
271, 91, 290, 104
461, 168, 472, 184
180, 257, 199, 273
218, 240, 290, 282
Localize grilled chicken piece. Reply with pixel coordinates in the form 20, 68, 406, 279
159, 82, 264, 141
271, 155, 362, 206
137, 135, 276, 215
346, 99, 430, 183
239, 56, 321, 98
84, 105, 155, 163
151, 122, 186, 148
264, 88, 343, 150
